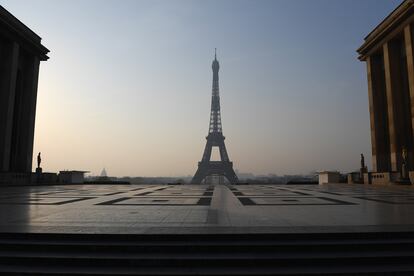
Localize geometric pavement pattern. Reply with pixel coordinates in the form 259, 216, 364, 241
0, 184, 413, 206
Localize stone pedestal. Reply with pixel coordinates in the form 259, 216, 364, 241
35, 167, 42, 183
348, 172, 363, 184
401, 163, 409, 180
360, 167, 368, 179
363, 173, 371, 185
409, 171, 414, 184
318, 171, 340, 184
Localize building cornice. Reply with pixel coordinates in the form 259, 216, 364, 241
0, 5, 49, 60
357, 0, 414, 61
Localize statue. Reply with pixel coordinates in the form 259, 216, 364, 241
401, 147, 408, 179
35, 152, 42, 177
402, 148, 408, 163
359, 153, 368, 181
360, 154, 365, 169
37, 152, 41, 169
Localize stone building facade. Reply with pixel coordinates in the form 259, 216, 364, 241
358, 0, 414, 184
0, 6, 49, 180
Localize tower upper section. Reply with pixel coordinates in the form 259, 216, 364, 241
212, 48, 219, 71
209, 49, 222, 134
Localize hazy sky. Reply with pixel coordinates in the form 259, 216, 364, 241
1, 0, 403, 177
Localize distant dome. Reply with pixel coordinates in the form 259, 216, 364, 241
100, 168, 107, 177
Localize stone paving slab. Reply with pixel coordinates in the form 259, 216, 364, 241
0, 183, 413, 234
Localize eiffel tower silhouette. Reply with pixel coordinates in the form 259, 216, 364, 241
191, 50, 239, 184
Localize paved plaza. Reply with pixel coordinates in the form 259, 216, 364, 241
0, 184, 414, 234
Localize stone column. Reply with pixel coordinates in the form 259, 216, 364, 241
366, 56, 379, 172
0, 41, 19, 172
405, 24, 414, 148
383, 42, 399, 172
383, 36, 414, 173
23, 56, 40, 172
367, 53, 391, 172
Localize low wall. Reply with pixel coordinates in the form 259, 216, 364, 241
0, 173, 31, 185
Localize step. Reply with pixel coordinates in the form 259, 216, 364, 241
1, 262, 414, 275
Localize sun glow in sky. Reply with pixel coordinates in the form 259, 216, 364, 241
1, 0, 403, 177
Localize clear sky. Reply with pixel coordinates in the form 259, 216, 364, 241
1, 0, 403, 177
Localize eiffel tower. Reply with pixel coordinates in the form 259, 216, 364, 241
191, 50, 239, 184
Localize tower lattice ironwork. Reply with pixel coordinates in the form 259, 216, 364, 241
191, 50, 239, 184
